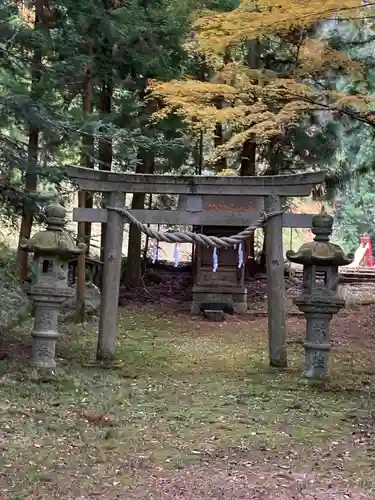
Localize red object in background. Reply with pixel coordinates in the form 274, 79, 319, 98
360, 235, 374, 267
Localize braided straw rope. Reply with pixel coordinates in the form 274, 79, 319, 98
107, 206, 283, 248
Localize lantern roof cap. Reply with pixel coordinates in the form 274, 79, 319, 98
19, 202, 86, 256
286, 206, 353, 266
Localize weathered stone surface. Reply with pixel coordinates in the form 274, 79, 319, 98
97, 191, 125, 362
286, 208, 353, 379
21, 202, 83, 370
265, 195, 287, 368
66, 165, 326, 195
20, 203, 85, 257
286, 209, 353, 268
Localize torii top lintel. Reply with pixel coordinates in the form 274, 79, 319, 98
65, 165, 326, 197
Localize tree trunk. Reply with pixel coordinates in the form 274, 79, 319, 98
77, 59, 94, 252
98, 2, 114, 265
240, 140, 256, 177
214, 117, 227, 172
15, 2, 44, 281
241, 39, 261, 273
15, 129, 39, 281
98, 76, 113, 264
124, 81, 156, 288
198, 131, 204, 175
241, 39, 261, 176
193, 131, 204, 175
241, 139, 257, 272
213, 49, 231, 173
75, 60, 94, 322
125, 151, 155, 288
192, 65, 206, 279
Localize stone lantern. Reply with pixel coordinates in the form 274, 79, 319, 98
286, 208, 353, 379
20, 203, 85, 372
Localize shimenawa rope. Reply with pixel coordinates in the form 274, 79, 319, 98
106, 206, 283, 248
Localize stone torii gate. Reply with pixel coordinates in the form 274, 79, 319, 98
67, 165, 325, 368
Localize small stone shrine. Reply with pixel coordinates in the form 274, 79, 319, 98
20, 203, 85, 372
286, 208, 353, 379
184, 194, 264, 315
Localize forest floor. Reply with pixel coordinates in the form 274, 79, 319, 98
0, 291, 375, 499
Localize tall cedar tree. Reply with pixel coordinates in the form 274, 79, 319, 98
117, 0, 194, 287
1, 1, 193, 283
1, 1, 67, 279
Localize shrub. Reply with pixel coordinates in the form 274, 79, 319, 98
0, 242, 31, 332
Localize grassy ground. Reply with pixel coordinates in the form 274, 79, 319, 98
0, 305, 374, 499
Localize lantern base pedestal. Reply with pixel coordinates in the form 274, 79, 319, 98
295, 299, 345, 380
31, 330, 59, 370
303, 341, 331, 379
29, 288, 72, 370
191, 285, 247, 314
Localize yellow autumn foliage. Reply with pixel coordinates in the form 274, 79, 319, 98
296, 39, 363, 78
16, 0, 35, 27
150, 74, 320, 138
194, 0, 375, 52
150, 1, 375, 163
151, 69, 374, 160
